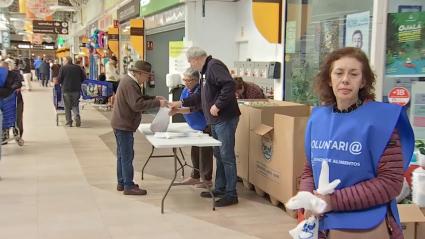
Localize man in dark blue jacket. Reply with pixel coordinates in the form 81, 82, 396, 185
170, 47, 241, 207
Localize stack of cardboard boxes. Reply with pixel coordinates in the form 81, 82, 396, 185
235, 100, 310, 204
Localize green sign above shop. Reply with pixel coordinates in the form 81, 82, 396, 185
140, 0, 182, 17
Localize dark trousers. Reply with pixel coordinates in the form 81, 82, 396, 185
14, 94, 23, 137
63, 91, 80, 125
190, 146, 213, 181
40, 73, 49, 87
114, 129, 136, 189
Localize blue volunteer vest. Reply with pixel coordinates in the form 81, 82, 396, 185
305, 101, 414, 230
0, 67, 8, 88
180, 85, 207, 131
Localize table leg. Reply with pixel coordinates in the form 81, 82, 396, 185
141, 146, 155, 180
178, 148, 186, 178
161, 147, 179, 214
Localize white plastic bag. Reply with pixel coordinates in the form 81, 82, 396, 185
289, 216, 319, 239
286, 161, 341, 239
150, 107, 170, 133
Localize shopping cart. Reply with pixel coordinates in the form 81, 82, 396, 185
80, 79, 113, 111
1, 91, 23, 146
53, 84, 65, 126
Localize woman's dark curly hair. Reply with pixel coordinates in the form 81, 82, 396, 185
314, 47, 376, 105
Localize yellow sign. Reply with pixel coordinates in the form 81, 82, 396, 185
252, 0, 283, 44
108, 27, 119, 57
130, 19, 144, 58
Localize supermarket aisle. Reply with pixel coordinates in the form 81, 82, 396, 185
0, 85, 296, 239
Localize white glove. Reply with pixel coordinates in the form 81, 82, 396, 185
316, 160, 341, 195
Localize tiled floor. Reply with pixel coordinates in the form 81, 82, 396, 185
0, 85, 297, 239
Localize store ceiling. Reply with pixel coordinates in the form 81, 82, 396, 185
1, 0, 78, 45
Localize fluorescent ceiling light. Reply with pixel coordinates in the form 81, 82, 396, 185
49, 5, 78, 12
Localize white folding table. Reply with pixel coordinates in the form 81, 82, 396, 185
138, 123, 222, 213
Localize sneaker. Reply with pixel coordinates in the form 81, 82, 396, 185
180, 177, 200, 185
214, 197, 238, 207
194, 180, 213, 189
123, 185, 147, 196
200, 190, 225, 198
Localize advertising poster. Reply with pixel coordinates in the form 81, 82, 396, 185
169, 41, 192, 74
410, 81, 425, 140
345, 11, 370, 55
386, 12, 425, 77
319, 18, 344, 63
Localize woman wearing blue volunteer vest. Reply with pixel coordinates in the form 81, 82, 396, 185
299, 47, 414, 239
169, 68, 214, 188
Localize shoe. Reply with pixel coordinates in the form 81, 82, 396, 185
180, 177, 200, 185
117, 183, 138, 192
194, 180, 213, 189
123, 185, 147, 195
200, 190, 225, 198
65, 122, 73, 127
75, 119, 81, 127
214, 197, 238, 207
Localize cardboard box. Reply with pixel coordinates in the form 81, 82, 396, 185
417, 207, 425, 239
235, 105, 250, 181
398, 204, 425, 239
235, 101, 309, 182
249, 110, 309, 203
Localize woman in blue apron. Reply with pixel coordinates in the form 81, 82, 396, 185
300, 47, 414, 239
169, 68, 214, 188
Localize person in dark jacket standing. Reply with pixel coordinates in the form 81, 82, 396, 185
51, 60, 61, 84
21, 58, 32, 91
170, 47, 241, 207
39, 59, 50, 87
111, 60, 167, 195
57, 56, 86, 127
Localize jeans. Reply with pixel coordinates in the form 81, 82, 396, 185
63, 91, 80, 125
211, 117, 239, 198
114, 129, 135, 189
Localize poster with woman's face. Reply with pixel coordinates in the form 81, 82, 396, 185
345, 11, 370, 55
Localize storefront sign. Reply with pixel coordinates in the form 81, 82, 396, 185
117, 0, 140, 24
169, 41, 192, 74
33, 20, 69, 35
144, 5, 184, 30
130, 19, 144, 57
388, 86, 410, 106
386, 12, 425, 77
410, 82, 425, 139
252, 0, 283, 44
345, 11, 370, 55
108, 27, 119, 57
140, 0, 181, 17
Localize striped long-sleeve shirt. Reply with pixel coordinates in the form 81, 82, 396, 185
299, 130, 404, 239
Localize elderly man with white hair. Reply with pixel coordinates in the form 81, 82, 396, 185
170, 47, 241, 207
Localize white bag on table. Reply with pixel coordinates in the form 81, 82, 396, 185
150, 107, 170, 133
